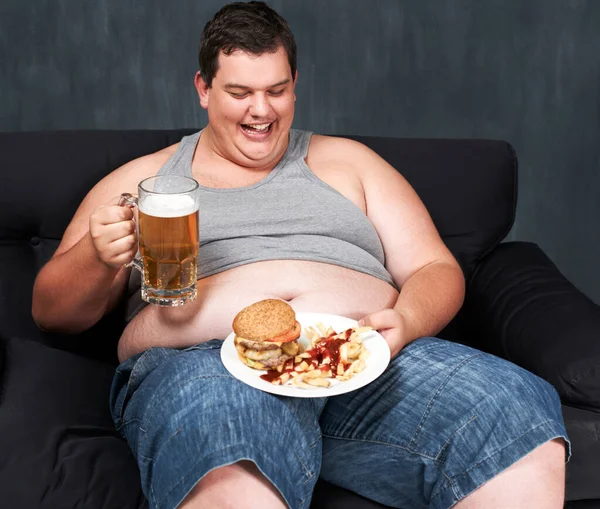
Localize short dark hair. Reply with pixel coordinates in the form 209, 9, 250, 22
198, 1, 297, 87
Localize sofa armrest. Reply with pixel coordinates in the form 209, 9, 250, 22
463, 241, 600, 411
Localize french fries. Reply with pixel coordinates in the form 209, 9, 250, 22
264, 322, 372, 389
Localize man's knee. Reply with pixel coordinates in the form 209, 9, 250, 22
178, 461, 287, 509
528, 438, 567, 470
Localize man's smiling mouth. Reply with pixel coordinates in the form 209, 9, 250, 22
241, 122, 273, 134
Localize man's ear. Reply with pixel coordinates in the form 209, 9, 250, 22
293, 70, 298, 101
194, 72, 210, 110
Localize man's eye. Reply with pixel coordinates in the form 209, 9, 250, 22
230, 92, 248, 99
269, 90, 285, 96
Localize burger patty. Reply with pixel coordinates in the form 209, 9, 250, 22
257, 353, 293, 368
238, 344, 292, 368
235, 337, 301, 356
236, 338, 280, 351
235, 340, 300, 369
244, 347, 285, 361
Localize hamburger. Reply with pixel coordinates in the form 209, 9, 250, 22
232, 299, 301, 370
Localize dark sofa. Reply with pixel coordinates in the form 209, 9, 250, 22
1, 129, 599, 509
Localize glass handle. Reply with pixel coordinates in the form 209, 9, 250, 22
118, 193, 143, 273
118, 192, 137, 208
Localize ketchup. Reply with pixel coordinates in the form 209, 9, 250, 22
260, 328, 355, 384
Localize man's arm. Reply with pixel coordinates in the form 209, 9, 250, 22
31, 151, 169, 333
332, 138, 465, 357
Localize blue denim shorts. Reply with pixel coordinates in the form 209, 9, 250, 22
110, 337, 570, 509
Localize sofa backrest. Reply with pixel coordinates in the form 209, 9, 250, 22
0, 129, 517, 362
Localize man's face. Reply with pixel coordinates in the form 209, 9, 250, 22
196, 45, 297, 168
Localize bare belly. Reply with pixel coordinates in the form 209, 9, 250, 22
117, 260, 398, 362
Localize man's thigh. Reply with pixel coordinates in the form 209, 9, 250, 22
318, 337, 568, 509
110, 340, 325, 509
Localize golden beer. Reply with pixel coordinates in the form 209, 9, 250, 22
139, 210, 199, 290
138, 193, 199, 304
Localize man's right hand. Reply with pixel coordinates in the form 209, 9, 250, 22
89, 198, 138, 268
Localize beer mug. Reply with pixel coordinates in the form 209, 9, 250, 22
118, 175, 200, 306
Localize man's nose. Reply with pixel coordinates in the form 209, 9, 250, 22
249, 94, 270, 117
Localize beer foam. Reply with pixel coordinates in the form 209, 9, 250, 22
140, 194, 198, 218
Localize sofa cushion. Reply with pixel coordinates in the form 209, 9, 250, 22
465, 242, 600, 411
0, 337, 147, 509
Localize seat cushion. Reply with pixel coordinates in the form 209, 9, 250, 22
311, 480, 391, 509
0, 337, 147, 509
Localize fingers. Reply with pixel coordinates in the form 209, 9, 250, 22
108, 232, 137, 252
358, 309, 403, 331
359, 309, 406, 359
104, 234, 138, 266
89, 202, 138, 268
359, 309, 415, 359
92, 203, 134, 225
90, 216, 135, 243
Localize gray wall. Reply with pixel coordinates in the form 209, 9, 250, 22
1, 0, 599, 303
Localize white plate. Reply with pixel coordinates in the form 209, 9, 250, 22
220, 312, 391, 398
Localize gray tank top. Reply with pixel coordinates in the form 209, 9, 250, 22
158, 128, 394, 285
126, 129, 394, 321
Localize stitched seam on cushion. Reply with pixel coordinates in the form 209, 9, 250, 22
568, 362, 599, 386
465, 141, 518, 285
408, 353, 485, 450
482, 142, 518, 269
320, 434, 442, 463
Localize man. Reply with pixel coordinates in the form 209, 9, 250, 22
32, 2, 569, 508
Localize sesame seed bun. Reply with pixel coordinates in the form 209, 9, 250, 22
232, 299, 297, 342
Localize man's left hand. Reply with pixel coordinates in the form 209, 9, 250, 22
358, 308, 410, 359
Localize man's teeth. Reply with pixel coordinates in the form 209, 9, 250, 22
244, 123, 271, 131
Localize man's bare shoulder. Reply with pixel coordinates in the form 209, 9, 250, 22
307, 134, 371, 164
70, 143, 177, 221
307, 134, 395, 180
89, 143, 179, 197
113, 143, 179, 180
